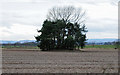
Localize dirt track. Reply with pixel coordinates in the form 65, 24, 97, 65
2, 48, 118, 73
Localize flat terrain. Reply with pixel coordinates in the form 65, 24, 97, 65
2, 48, 118, 73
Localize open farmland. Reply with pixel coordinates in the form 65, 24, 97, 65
2, 48, 118, 73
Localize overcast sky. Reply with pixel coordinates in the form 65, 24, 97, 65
0, 0, 119, 41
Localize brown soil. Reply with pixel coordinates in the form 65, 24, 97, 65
2, 48, 118, 73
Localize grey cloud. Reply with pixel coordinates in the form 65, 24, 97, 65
1, 2, 50, 28
86, 18, 117, 33
2, 30, 13, 34
1, 0, 119, 4
1, 32, 35, 40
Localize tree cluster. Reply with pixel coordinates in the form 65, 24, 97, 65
35, 6, 88, 51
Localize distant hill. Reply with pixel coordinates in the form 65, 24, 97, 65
0, 39, 117, 44
17, 40, 36, 43
0, 40, 36, 44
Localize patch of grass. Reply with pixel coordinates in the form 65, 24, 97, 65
85, 45, 116, 49
2, 46, 39, 49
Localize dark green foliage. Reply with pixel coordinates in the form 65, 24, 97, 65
64, 36, 75, 50
35, 19, 87, 50
38, 39, 54, 51
80, 35, 86, 49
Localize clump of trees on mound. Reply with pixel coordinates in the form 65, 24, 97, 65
35, 6, 88, 51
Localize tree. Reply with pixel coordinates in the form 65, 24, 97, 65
35, 20, 55, 50
64, 36, 75, 50
35, 6, 88, 51
47, 6, 86, 24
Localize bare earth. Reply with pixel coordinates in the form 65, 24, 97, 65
2, 48, 118, 73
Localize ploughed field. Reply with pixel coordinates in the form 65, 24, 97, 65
2, 48, 118, 73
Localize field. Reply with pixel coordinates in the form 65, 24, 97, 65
85, 45, 116, 49
2, 45, 116, 49
2, 48, 118, 73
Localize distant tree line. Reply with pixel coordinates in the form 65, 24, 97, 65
86, 41, 119, 45
2, 42, 38, 48
1, 41, 119, 49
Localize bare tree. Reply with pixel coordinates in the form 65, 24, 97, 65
47, 6, 86, 24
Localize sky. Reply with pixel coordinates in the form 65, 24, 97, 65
0, 0, 119, 41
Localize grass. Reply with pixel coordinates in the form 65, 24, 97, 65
85, 45, 116, 49
1, 46, 39, 49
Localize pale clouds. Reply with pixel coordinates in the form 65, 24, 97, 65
0, 0, 119, 40
0, 24, 38, 41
